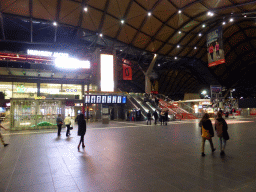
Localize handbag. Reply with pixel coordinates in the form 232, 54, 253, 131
202, 126, 211, 139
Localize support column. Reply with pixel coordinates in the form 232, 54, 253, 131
145, 54, 158, 93
37, 82, 40, 96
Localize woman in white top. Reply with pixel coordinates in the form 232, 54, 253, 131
64, 114, 71, 137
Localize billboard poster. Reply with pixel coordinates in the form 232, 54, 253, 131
207, 26, 225, 67
122, 59, 132, 80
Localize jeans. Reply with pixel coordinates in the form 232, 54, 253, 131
57, 124, 62, 136
66, 124, 70, 136
201, 137, 214, 153
219, 137, 227, 151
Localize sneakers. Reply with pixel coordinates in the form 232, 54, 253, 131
4, 144, 9, 147
201, 153, 205, 157
220, 150, 225, 155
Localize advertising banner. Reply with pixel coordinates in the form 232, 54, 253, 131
207, 26, 225, 67
122, 59, 132, 80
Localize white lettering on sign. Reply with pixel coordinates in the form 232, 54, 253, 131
27, 49, 69, 58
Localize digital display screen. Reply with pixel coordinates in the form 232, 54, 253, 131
102, 96, 107, 103
84, 95, 127, 104
96, 96, 102, 103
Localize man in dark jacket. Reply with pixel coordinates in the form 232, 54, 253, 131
153, 110, 158, 125
164, 111, 168, 125
147, 111, 151, 125
56, 114, 63, 137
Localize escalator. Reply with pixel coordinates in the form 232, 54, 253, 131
127, 95, 146, 120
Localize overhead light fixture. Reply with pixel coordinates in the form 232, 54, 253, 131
53, 21, 57, 26
174, 57, 177, 60
202, 24, 206, 28
83, 7, 88, 12
244, 15, 247, 18
194, 47, 197, 49
121, 19, 125, 24
99, 33, 103, 37
207, 11, 214, 16
222, 21, 226, 25
198, 33, 202, 36
178, 10, 182, 14
158, 64, 160, 67
178, 31, 181, 34
148, 12, 152, 16
229, 18, 234, 22
177, 45, 180, 48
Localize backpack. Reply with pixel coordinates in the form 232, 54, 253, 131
215, 120, 223, 137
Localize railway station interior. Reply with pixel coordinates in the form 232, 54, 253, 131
1, 0, 256, 191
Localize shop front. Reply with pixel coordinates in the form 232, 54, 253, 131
10, 98, 83, 130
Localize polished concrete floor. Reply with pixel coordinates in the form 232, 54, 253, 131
0, 117, 256, 192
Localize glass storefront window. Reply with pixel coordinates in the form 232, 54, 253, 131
0, 82, 12, 99
13, 82, 37, 99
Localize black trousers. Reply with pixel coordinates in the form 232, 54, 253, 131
154, 118, 157, 124
66, 124, 70, 136
57, 124, 62, 136
147, 118, 151, 125
160, 117, 165, 125
79, 135, 85, 145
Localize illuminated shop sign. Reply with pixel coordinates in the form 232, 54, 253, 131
35, 96, 46, 100
55, 57, 90, 69
85, 95, 126, 104
27, 49, 69, 58
16, 84, 27, 93
75, 103, 83, 106
199, 101, 212, 105
66, 89, 77, 92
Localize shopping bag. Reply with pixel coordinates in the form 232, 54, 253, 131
202, 126, 211, 139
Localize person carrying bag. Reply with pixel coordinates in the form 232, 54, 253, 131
64, 114, 71, 137
199, 113, 216, 156
215, 111, 229, 155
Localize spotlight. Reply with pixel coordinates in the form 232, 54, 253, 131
99, 33, 103, 37
178, 10, 182, 14
194, 47, 197, 49
229, 18, 234, 22
244, 15, 247, 18
158, 64, 160, 67
222, 21, 226, 25
83, 7, 88, 12
121, 20, 125, 24
53, 21, 57, 26
178, 31, 181, 34
177, 45, 180, 48
207, 11, 214, 16
202, 24, 206, 28
198, 33, 202, 36
174, 57, 177, 60
148, 12, 151, 16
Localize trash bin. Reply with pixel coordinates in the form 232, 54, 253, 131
102, 115, 109, 124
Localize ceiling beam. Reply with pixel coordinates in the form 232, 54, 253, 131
98, 0, 110, 33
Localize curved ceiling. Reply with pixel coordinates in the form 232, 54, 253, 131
1, 0, 256, 99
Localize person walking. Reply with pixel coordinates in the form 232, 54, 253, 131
153, 110, 158, 125
164, 111, 168, 125
0, 123, 9, 147
77, 113, 86, 151
160, 111, 165, 125
146, 111, 151, 125
215, 111, 229, 155
56, 114, 63, 137
199, 113, 216, 156
64, 114, 71, 137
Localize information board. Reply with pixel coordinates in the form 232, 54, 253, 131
85, 95, 127, 104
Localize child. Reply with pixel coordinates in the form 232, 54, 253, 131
0, 123, 9, 147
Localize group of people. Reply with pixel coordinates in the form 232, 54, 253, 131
147, 110, 168, 125
56, 113, 86, 151
199, 111, 229, 156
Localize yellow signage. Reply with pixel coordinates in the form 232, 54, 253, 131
35, 96, 46, 100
